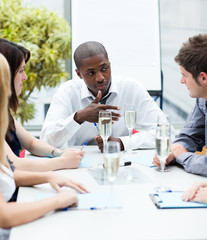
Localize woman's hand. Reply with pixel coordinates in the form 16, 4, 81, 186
59, 148, 85, 169
182, 182, 207, 202
48, 172, 88, 193
192, 187, 207, 203
55, 189, 78, 208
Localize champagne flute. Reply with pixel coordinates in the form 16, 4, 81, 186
104, 141, 120, 211
124, 104, 136, 153
98, 111, 112, 154
155, 114, 171, 191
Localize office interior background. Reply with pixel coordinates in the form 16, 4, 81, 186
21, 0, 207, 135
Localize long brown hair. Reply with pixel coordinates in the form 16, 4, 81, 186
0, 53, 11, 171
0, 39, 30, 140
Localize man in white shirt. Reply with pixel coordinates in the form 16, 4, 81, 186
41, 41, 170, 151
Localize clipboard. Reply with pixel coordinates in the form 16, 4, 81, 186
150, 191, 207, 209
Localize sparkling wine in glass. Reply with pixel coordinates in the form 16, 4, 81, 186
155, 114, 171, 191
124, 104, 136, 153
104, 141, 120, 211
98, 111, 112, 154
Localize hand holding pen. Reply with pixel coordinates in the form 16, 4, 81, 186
81, 141, 88, 150
94, 122, 99, 131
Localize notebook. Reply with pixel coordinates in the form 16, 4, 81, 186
36, 192, 122, 210
150, 191, 207, 209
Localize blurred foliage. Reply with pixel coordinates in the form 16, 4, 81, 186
0, 0, 71, 124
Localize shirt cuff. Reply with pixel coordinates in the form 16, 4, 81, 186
175, 152, 194, 165
119, 136, 128, 151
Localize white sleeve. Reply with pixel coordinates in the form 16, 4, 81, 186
120, 83, 175, 150
40, 87, 81, 148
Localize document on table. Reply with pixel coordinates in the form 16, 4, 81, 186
150, 191, 207, 209
124, 153, 155, 167
79, 156, 93, 168
36, 192, 122, 210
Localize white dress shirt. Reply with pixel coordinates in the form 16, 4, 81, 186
41, 75, 174, 150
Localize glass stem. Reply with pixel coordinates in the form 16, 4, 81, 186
128, 129, 133, 153
160, 159, 165, 173
160, 159, 165, 188
103, 138, 107, 154
110, 181, 113, 211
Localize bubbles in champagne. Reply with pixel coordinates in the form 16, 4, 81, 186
104, 154, 120, 182
156, 136, 170, 163
98, 117, 112, 139
125, 111, 136, 129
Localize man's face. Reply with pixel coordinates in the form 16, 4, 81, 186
180, 66, 206, 99
75, 54, 111, 98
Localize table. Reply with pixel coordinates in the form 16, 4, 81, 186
10, 146, 207, 240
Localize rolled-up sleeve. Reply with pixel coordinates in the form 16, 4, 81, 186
176, 152, 207, 176
173, 98, 207, 176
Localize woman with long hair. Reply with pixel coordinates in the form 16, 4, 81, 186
0, 38, 84, 172
0, 53, 87, 240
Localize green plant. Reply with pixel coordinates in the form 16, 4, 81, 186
0, 0, 71, 124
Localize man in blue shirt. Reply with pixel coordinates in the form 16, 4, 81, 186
153, 33, 207, 177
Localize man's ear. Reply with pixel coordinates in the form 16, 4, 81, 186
199, 72, 207, 86
75, 69, 82, 79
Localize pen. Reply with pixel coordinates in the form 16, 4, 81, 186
103, 161, 131, 168
90, 207, 98, 210
119, 161, 131, 167
90, 207, 106, 210
56, 207, 68, 212
81, 141, 88, 150
94, 123, 99, 130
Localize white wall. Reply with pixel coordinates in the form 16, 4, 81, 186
160, 0, 207, 114
72, 0, 161, 91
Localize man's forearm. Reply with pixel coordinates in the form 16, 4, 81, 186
171, 143, 187, 158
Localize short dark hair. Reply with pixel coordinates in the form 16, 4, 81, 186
174, 34, 207, 84
74, 41, 108, 70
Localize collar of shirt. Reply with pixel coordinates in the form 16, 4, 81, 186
80, 77, 118, 102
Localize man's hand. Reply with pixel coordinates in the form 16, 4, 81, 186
152, 143, 187, 167
74, 91, 121, 124
94, 135, 124, 152
152, 152, 175, 167
171, 143, 187, 158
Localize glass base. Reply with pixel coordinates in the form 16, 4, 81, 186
156, 166, 170, 172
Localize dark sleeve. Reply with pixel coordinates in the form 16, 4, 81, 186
176, 152, 207, 177
174, 98, 205, 152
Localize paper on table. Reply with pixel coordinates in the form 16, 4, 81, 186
150, 191, 207, 209
36, 192, 122, 210
124, 154, 155, 167
79, 156, 93, 168
73, 192, 122, 210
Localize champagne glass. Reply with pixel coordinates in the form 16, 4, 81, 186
98, 111, 112, 154
155, 114, 171, 191
104, 141, 120, 211
124, 104, 136, 153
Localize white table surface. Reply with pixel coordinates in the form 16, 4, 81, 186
10, 146, 207, 240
